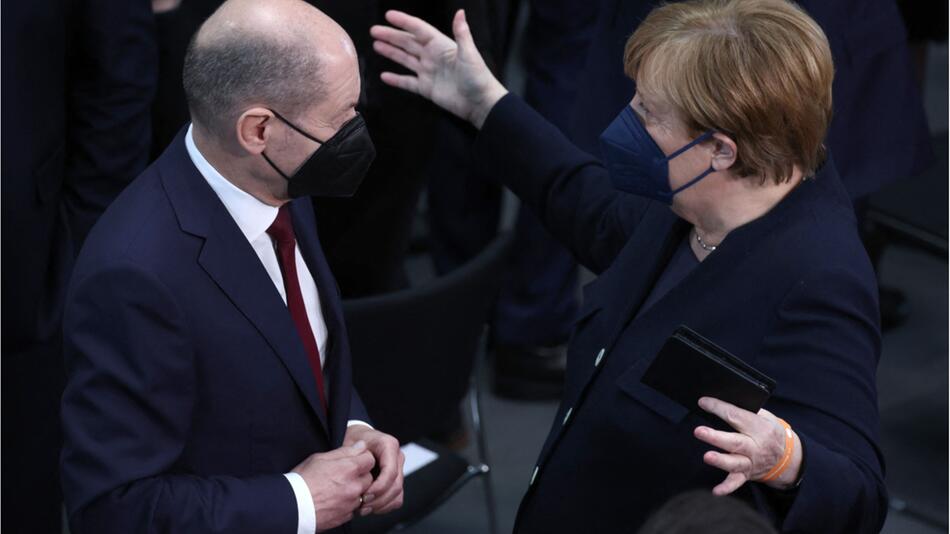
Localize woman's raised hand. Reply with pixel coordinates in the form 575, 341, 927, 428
370, 9, 508, 129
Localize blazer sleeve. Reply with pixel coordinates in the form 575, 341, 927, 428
349, 389, 371, 425
63, 0, 157, 248
61, 261, 298, 534
756, 268, 887, 533
472, 94, 650, 274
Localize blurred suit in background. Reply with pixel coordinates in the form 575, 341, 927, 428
1, 1, 157, 532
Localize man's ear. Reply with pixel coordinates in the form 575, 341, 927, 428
236, 107, 274, 155
710, 132, 737, 172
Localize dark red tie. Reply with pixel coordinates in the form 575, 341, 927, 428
267, 205, 328, 412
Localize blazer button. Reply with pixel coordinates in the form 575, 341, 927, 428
594, 348, 605, 367
529, 466, 539, 486
562, 407, 573, 425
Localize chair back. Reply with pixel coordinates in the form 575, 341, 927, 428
343, 233, 512, 443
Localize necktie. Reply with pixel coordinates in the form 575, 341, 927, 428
267, 205, 328, 412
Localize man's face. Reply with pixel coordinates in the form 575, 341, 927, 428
293, 38, 361, 145
263, 37, 361, 198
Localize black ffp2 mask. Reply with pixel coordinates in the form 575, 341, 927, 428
262, 109, 376, 198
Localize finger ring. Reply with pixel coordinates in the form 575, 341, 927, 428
359, 495, 365, 507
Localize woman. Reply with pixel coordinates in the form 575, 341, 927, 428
371, 0, 885, 532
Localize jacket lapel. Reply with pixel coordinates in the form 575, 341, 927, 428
592, 202, 686, 350
159, 131, 330, 436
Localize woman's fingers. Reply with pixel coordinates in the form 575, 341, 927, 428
379, 72, 420, 94
372, 40, 421, 73
693, 426, 754, 455
384, 10, 441, 43
703, 450, 752, 473
698, 397, 757, 434
369, 25, 423, 56
712, 471, 748, 496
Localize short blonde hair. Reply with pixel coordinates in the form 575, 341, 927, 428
624, 0, 834, 184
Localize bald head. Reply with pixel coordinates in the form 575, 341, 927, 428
183, 0, 356, 138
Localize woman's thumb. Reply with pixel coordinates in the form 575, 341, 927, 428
452, 9, 478, 56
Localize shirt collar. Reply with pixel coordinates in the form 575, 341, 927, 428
185, 124, 278, 243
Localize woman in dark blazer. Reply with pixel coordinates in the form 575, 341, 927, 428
371, 0, 885, 531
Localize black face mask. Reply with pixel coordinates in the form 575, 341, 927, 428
262, 109, 376, 198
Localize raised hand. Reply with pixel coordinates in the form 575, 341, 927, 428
370, 9, 508, 128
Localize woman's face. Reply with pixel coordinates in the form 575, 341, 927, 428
629, 89, 719, 206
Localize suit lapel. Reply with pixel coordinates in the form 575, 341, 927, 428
596, 202, 686, 349
198, 210, 330, 435
159, 132, 330, 436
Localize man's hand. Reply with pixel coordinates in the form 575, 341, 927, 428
292, 441, 376, 532
344, 425, 406, 516
370, 9, 508, 129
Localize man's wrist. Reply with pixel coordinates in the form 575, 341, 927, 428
284, 472, 317, 534
347, 420, 373, 430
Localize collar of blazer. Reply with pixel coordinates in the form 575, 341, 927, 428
156, 128, 339, 438
580, 155, 845, 355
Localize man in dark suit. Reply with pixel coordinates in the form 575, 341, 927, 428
60, 1, 404, 532
2, 1, 156, 532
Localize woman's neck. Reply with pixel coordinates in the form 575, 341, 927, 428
687, 168, 804, 257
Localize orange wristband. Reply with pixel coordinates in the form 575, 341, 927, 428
760, 418, 794, 482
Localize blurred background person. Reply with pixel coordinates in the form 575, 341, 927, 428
372, 0, 887, 531
1, 2, 157, 532
637, 490, 779, 534
424, 1, 599, 402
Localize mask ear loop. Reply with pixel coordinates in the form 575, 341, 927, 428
666, 129, 718, 196
270, 109, 325, 144
665, 129, 717, 160
262, 152, 292, 181
263, 109, 328, 182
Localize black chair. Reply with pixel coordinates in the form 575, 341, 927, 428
867, 133, 949, 258
344, 233, 512, 534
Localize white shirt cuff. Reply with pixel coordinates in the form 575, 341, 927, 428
284, 472, 316, 534
347, 419, 373, 429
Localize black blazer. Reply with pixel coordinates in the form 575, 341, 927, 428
476, 95, 885, 533
61, 131, 369, 533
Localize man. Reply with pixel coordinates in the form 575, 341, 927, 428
60, 1, 404, 532
2, 1, 156, 532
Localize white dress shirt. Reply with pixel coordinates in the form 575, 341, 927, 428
186, 125, 368, 534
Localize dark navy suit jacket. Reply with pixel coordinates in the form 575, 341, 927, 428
476, 95, 885, 533
61, 131, 369, 533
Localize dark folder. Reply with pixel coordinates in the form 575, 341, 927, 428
641, 325, 776, 414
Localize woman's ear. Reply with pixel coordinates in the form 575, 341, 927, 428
235, 107, 274, 155
710, 132, 737, 172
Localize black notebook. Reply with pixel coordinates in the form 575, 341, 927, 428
641, 325, 775, 414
